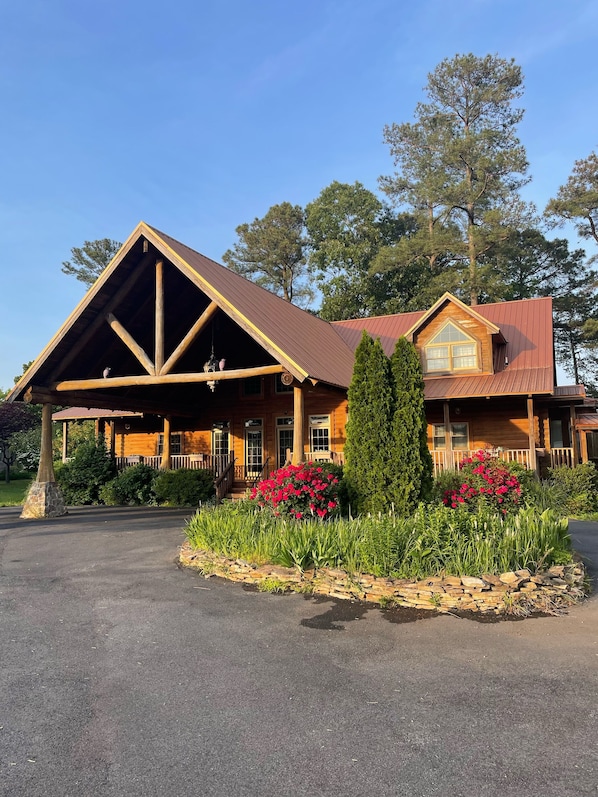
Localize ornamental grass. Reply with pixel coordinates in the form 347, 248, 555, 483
184, 502, 572, 579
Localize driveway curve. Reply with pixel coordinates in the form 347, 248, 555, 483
0, 507, 596, 797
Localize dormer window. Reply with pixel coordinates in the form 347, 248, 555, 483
425, 322, 478, 373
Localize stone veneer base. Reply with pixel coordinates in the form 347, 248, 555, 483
180, 541, 587, 616
21, 481, 67, 519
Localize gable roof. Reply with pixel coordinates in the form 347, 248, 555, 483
9, 222, 356, 406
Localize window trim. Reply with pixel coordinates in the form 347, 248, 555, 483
424, 321, 479, 374
432, 422, 469, 451
157, 432, 182, 455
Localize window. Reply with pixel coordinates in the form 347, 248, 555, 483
244, 419, 263, 476
425, 322, 477, 373
309, 415, 330, 452
276, 417, 294, 468
242, 376, 263, 397
212, 421, 230, 457
432, 423, 469, 450
157, 433, 182, 455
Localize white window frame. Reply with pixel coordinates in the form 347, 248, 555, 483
309, 415, 330, 453
425, 322, 478, 374
432, 422, 469, 451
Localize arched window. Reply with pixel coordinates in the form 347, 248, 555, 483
425, 322, 478, 373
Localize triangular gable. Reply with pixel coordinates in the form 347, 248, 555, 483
404, 292, 505, 343
9, 222, 356, 405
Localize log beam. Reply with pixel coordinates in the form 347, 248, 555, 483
106, 313, 155, 375
160, 301, 219, 376
54, 364, 284, 392
155, 259, 164, 373
24, 386, 199, 418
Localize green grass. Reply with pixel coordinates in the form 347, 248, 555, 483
0, 477, 33, 506
185, 501, 574, 579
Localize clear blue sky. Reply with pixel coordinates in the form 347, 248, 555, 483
2, 0, 597, 389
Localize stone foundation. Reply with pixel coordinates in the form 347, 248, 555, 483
180, 541, 587, 616
21, 481, 67, 519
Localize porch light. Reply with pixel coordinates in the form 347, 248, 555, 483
203, 345, 220, 391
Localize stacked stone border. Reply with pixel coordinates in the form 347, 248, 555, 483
179, 541, 587, 616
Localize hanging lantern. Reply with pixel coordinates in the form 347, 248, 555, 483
203, 345, 220, 391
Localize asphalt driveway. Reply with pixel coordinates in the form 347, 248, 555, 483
0, 507, 597, 797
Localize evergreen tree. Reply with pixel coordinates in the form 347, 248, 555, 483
343, 333, 394, 514
388, 337, 433, 514
62, 239, 122, 288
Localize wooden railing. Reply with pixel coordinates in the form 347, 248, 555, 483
214, 458, 236, 502
550, 448, 574, 468
115, 454, 231, 473
431, 448, 533, 476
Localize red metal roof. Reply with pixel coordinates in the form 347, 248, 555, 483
333, 297, 557, 398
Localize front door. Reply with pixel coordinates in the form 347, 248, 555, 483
277, 417, 294, 469
244, 419, 263, 479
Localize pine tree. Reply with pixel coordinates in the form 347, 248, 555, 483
388, 337, 433, 514
343, 333, 394, 514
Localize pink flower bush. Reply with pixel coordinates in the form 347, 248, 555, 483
250, 463, 340, 520
443, 450, 522, 514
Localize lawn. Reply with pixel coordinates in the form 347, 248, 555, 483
0, 478, 33, 506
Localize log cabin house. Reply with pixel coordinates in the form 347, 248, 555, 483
8, 222, 598, 510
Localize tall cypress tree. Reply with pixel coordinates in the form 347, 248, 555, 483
388, 337, 433, 514
344, 332, 394, 514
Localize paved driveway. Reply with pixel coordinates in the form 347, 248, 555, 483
1, 507, 597, 797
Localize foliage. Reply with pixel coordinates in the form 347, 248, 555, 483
380, 53, 530, 305
343, 333, 394, 514
9, 427, 41, 472
61, 238, 122, 288
54, 437, 117, 505
249, 462, 340, 520
185, 501, 573, 579
544, 463, 598, 516
99, 464, 158, 506
53, 420, 96, 462
388, 337, 433, 513
442, 450, 522, 514
222, 202, 312, 305
545, 151, 598, 248
152, 468, 215, 506
0, 401, 40, 483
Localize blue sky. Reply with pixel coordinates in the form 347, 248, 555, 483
2, 0, 597, 389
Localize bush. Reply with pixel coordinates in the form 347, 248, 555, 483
99, 464, 158, 506
153, 468, 215, 506
545, 463, 598, 515
441, 450, 522, 514
250, 462, 340, 520
55, 438, 117, 505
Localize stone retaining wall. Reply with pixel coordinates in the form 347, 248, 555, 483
179, 541, 587, 616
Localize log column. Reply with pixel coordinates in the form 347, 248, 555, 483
443, 401, 453, 469
62, 420, 69, 462
160, 415, 172, 470
21, 403, 66, 518
292, 385, 305, 465
527, 397, 537, 473
570, 404, 580, 465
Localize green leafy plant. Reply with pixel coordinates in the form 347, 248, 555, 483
545, 463, 598, 515
443, 450, 522, 514
153, 468, 215, 506
99, 464, 158, 506
54, 438, 117, 505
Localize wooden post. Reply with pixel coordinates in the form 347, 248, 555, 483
292, 385, 305, 465
570, 404, 579, 464
443, 401, 453, 469
527, 397, 537, 473
37, 403, 56, 483
580, 429, 589, 464
62, 420, 69, 463
155, 259, 164, 374
109, 421, 116, 458
160, 415, 172, 470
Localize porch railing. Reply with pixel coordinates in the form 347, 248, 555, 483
550, 448, 574, 468
214, 458, 236, 502
431, 448, 533, 476
115, 454, 231, 473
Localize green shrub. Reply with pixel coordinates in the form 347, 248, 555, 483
545, 463, 598, 515
153, 468, 215, 506
99, 464, 158, 506
55, 438, 117, 505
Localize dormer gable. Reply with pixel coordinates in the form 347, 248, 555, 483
405, 293, 506, 377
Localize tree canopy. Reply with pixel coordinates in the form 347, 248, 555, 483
380, 53, 530, 305
0, 401, 39, 482
222, 202, 312, 305
62, 239, 122, 288
545, 152, 598, 248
